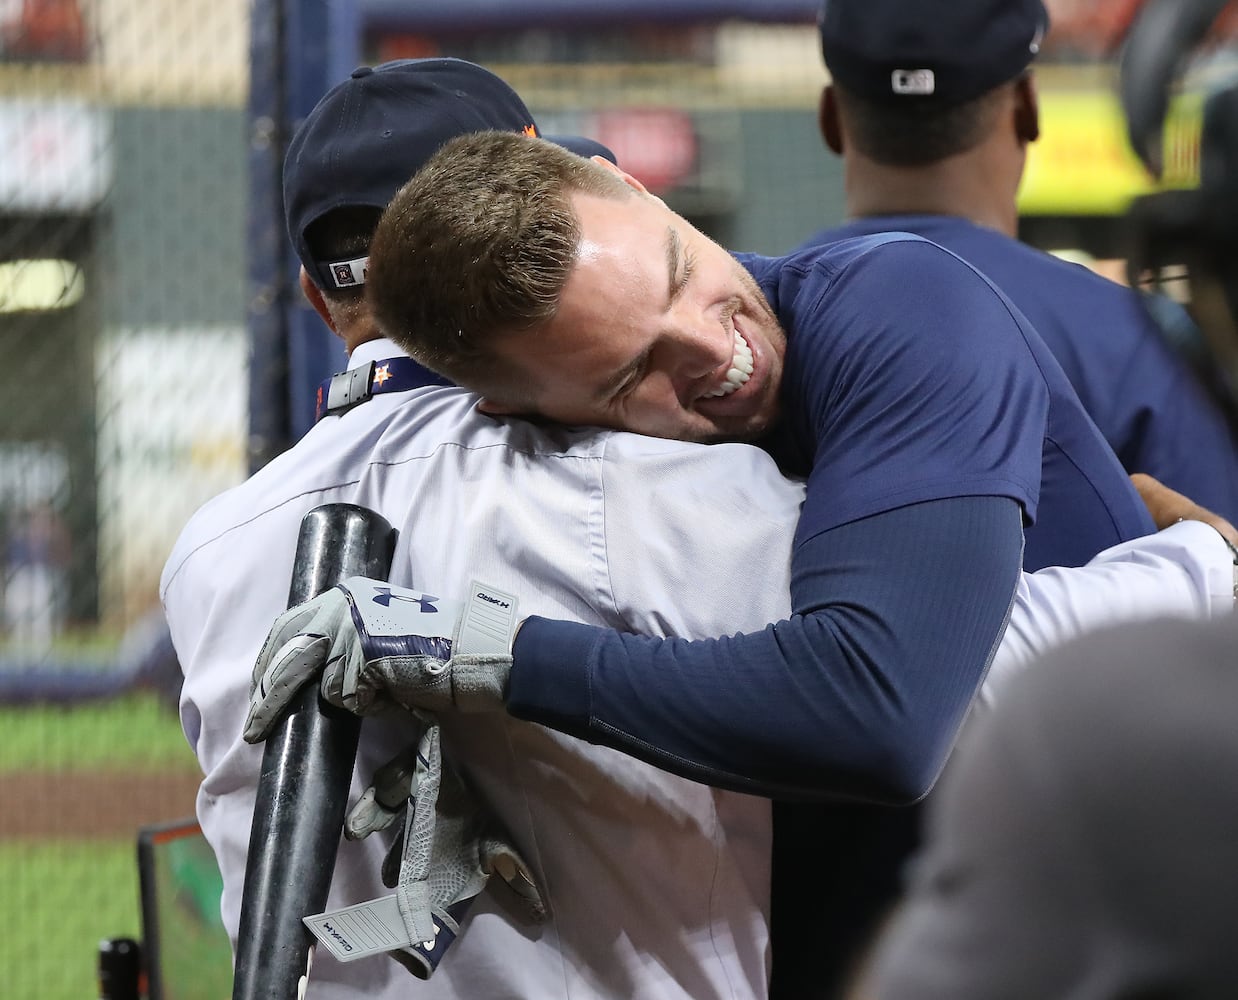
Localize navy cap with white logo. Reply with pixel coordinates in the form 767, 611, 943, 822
818, 0, 1049, 107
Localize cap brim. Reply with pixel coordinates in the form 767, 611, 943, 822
545, 134, 618, 165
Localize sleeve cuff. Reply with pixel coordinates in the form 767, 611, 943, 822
506, 616, 604, 732
1114, 520, 1235, 617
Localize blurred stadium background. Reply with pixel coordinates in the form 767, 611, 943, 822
0, 0, 1232, 996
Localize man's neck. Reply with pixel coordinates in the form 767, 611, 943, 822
843, 151, 1020, 238
342, 324, 383, 356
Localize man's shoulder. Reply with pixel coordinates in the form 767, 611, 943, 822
807, 217, 1158, 339
158, 390, 639, 599
753, 229, 936, 270
159, 431, 352, 601
797, 214, 995, 257
840, 216, 1143, 310
159, 392, 423, 598
805, 216, 1107, 280
780, 233, 1003, 336
938, 233, 1169, 358
741, 232, 953, 319
950, 232, 1137, 303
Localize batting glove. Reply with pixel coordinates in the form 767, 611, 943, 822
242, 577, 519, 744
349, 722, 546, 978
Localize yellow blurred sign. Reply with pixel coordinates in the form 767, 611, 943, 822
1018, 89, 1201, 216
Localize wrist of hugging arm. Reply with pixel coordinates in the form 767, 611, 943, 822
506, 616, 600, 727
1176, 518, 1238, 605
1177, 517, 1238, 562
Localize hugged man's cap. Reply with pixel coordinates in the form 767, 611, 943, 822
284, 57, 615, 290
819, 0, 1049, 107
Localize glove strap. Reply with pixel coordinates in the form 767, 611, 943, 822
392, 720, 493, 978
395, 724, 445, 947
389, 898, 473, 980
453, 581, 520, 655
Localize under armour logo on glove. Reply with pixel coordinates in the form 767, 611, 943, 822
244, 576, 520, 734
373, 587, 441, 613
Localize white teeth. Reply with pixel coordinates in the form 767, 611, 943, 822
703, 329, 754, 398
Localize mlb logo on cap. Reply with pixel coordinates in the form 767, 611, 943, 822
891, 69, 935, 96
818, 0, 1049, 106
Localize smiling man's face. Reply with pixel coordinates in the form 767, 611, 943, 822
483, 187, 787, 443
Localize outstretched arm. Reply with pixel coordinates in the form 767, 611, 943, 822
246, 496, 1023, 803
984, 519, 1235, 706
507, 495, 1024, 803
245, 500, 1232, 803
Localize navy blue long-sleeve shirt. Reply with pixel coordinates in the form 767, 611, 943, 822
506, 235, 1152, 801
802, 214, 1238, 521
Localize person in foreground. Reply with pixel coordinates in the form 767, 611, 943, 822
849, 611, 1238, 1000
238, 105, 1238, 990
255, 127, 1159, 800
246, 124, 1235, 834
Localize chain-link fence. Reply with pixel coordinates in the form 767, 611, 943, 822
1, 0, 1223, 996
2, 0, 246, 996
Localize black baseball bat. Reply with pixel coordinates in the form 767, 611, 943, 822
232, 503, 397, 1000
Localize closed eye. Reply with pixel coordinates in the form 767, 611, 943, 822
667, 227, 696, 305
679, 248, 696, 293
670, 246, 695, 303
606, 349, 652, 404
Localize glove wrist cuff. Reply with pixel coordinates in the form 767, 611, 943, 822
449, 654, 511, 710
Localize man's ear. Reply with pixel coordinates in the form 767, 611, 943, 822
476, 397, 523, 416
1013, 72, 1040, 144
594, 155, 654, 197
820, 84, 844, 155
299, 268, 339, 333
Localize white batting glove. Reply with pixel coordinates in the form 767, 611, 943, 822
346, 743, 419, 840
242, 578, 519, 743
348, 724, 546, 979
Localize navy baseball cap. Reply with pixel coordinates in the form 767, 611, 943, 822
284, 57, 615, 291
819, 0, 1049, 107
544, 134, 618, 163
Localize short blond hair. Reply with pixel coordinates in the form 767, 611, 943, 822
366, 130, 633, 401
